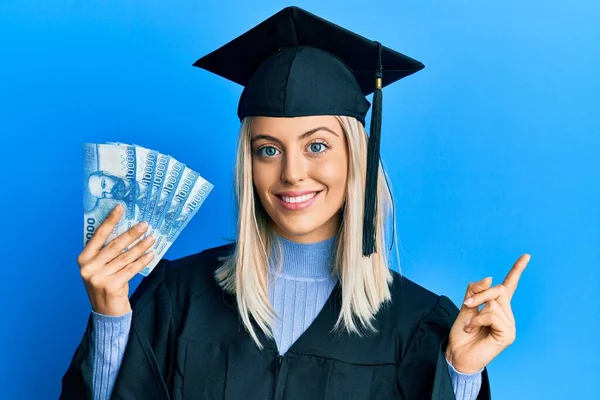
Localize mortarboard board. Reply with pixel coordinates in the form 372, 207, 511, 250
193, 6, 424, 256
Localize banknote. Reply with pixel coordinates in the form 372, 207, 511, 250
141, 175, 214, 276
133, 145, 159, 224
164, 176, 213, 244
102, 142, 156, 224
82, 143, 138, 246
159, 168, 199, 233
148, 158, 186, 229
151, 167, 199, 252
83, 142, 212, 277
144, 152, 171, 223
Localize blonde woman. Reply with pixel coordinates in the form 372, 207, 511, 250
61, 7, 528, 400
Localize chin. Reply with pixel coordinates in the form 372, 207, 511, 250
270, 216, 336, 243
278, 223, 319, 237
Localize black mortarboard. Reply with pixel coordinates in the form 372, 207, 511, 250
193, 6, 424, 256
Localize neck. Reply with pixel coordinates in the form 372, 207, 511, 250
269, 233, 336, 278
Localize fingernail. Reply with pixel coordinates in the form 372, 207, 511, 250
138, 221, 148, 230
464, 297, 474, 306
482, 276, 492, 282
114, 204, 123, 214
144, 234, 155, 242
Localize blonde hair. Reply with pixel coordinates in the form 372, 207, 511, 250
215, 115, 398, 347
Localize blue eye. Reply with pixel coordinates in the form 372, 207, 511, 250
309, 142, 326, 153
257, 146, 280, 157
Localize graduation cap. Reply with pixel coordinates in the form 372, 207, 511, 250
193, 6, 424, 257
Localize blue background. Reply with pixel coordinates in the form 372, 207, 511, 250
1, 1, 598, 398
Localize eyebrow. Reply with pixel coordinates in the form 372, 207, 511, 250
251, 126, 339, 144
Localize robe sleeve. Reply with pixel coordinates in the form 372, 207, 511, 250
397, 295, 492, 400
60, 259, 174, 400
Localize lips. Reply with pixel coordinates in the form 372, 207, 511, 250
274, 190, 322, 211
279, 192, 317, 203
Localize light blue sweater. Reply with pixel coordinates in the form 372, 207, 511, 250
90, 236, 482, 399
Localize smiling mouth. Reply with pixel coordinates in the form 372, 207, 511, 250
277, 192, 317, 203
274, 191, 322, 210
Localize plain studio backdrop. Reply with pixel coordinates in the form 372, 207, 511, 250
1, 1, 598, 399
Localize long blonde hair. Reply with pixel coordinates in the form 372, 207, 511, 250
215, 115, 398, 348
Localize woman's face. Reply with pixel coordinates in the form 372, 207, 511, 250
251, 115, 348, 243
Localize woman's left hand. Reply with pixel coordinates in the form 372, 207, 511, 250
445, 254, 530, 374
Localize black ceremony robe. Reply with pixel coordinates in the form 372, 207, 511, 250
60, 244, 491, 400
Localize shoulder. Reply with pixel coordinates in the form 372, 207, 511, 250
167, 242, 234, 274
383, 270, 460, 333
164, 242, 235, 293
131, 242, 235, 312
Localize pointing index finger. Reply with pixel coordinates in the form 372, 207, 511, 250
503, 253, 530, 301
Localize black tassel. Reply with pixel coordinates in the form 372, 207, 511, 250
362, 42, 383, 257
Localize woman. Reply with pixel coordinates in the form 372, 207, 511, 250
61, 7, 528, 400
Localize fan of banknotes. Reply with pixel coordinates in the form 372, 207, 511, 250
82, 143, 213, 276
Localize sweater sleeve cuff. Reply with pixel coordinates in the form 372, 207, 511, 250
445, 355, 483, 400
90, 309, 132, 357
91, 310, 133, 324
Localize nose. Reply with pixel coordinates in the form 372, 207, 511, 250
280, 150, 307, 185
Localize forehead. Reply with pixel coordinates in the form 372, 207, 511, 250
251, 115, 342, 137
89, 174, 102, 184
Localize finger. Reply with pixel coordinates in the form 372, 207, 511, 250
457, 277, 494, 320
503, 253, 531, 301
95, 221, 150, 266
463, 284, 515, 323
111, 251, 157, 284
103, 234, 156, 275
465, 301, 516, 345
463, 276, 494, 303
474, 299, 513, 329
463, 284, 504, 308
78, 205, 124, 266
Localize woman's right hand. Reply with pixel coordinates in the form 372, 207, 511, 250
77, 204, 157, 316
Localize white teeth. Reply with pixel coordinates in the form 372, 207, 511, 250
281, 192, 316, 204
